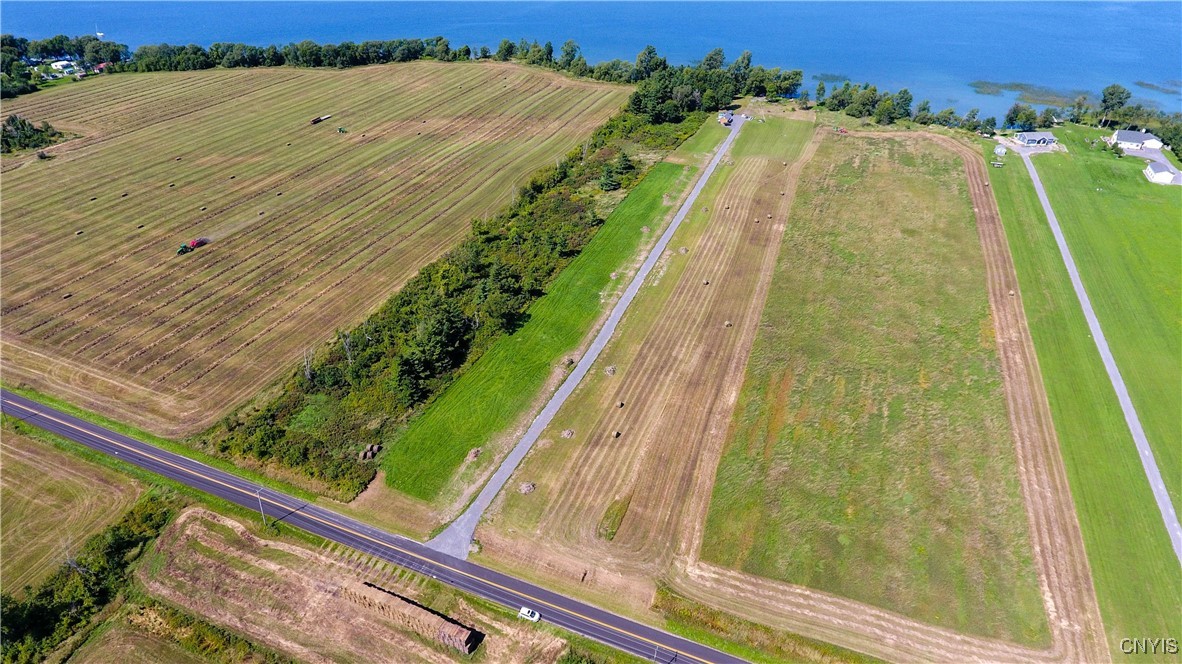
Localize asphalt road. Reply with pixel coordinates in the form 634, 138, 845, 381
0, 389, 744, 664
429, 114, 748, 559
1019, 153, 1182, 565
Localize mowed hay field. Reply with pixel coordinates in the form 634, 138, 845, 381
0, 63, 627, 436
0, 427, 141, 591
701, 134, 1048, 644
1031, 125, 1181, 512
483, 118, 818, 597
984, 139, 1181, 658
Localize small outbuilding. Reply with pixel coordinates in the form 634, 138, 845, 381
1113, 129, 1164, 150
1144, 162, 1176, 185
993, 145, 1007, 157
1015, 131, 1057, 146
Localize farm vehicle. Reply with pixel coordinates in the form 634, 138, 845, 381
177, 237, 210, 255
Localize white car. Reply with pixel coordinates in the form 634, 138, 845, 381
517, 607, 540, 622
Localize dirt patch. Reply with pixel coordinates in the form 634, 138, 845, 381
141, 508, 567, 663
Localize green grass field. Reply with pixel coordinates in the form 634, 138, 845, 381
701, 133, 1049, 644
0, 63, 627, 436
0, 426, 142, 592
1031, 125, 1181, 513
384, 145, 705, 501
985, 138, 1182, 659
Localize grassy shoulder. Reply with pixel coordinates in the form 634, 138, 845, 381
384, 120, 723, 503
0, 426, 142, 593
984, 139, 1182, 659
1032, 124, 1181, 513
652, 586, 880, 664
701, 133, 1048, 644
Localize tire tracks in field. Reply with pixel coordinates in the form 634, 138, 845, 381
664, 131, 1108, 663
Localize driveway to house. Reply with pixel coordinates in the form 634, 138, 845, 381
1125, 146, 1182, 185
428, 115, 748, 560
1017, 151, 1182, 566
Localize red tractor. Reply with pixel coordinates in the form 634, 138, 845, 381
176, 237, 210, 255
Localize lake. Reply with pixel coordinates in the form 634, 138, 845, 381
2, 1, 1179, 118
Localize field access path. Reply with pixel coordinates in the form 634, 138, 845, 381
427, 115, 747, 560
0, 390, 741, 664
1018, 151, 1182, 566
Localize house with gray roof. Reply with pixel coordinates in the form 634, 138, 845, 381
1015, 131, 1057, 146
1143, 161, 1178, 185
1113, 129, 1164, 150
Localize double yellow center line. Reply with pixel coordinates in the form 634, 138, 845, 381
3, 396, 717, 664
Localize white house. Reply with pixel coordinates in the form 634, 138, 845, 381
1144, 162, 1176, 185
49, 60, 74, 72
1015, 131, 1057, 146
1113, 129, 1164, 150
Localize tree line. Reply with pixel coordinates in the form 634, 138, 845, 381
1, 34, 129, 98
215, 111, 706, 497
0, 493, 178, 663
0, 114, 61, 153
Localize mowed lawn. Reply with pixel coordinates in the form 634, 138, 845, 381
0, 427, 141, 591
385, 154, 701, 502
702, 134, 1048, 644
985, 140, 1181, 659
1030, 126, 1181, 512
0, 63, 627, 436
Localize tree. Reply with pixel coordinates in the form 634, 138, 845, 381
633, 45, 665, 81
598, 164, 620, 191
873, 97, 895, 125
1004, 103, 1037, 130
479, 45, 491, 59
700, 47, 725, 71
815, 80, 826, 103
1100, 83, 1131, 125
494, 39, 515, 62
1068, 95, 1090, 123
558, 40, 579, 70
980, 116, 997, 135
1037, 106, 1058, 128
892, 89, 913, 120
960, 108, 980, 132
797, 90, 810, 110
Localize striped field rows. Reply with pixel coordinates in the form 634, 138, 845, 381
0, 62, 628, 435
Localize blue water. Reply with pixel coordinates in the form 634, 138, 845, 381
2, 2, 1179, 117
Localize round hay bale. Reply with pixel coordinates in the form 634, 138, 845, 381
1008, 289, 1016, 297
168, 183, 175, 188
176, 157, 182, 161
724, 320, 733, 328
75, 230, 84, 235
287, 142, 292, 146
137, 224, 144, 229
200, 207, 207, 211
702, 279, 710, 286
604, 365, 617, 376
781, 191, 786, 195
277, 192, 282, 196
229, 175, 236, 180
62, 293, 72, 299
617, 401, 625, 408
724, 205, 730, 210
467, 447, 483, 461
258, 211, 264, 215
89, 197, 97, 201
612, 431, 621, 439
767, 214, 773, 219
518, 482, 536, 494
560, 429, 575, 439
121, 193, 128, 197
678, 247, 688, 255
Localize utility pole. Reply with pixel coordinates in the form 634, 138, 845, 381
256, 488, 268, 528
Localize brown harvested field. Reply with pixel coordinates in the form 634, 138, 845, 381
139, 507, 570, 663
0, 426, 141, 591
0, 63, 627, 436
477, 116, 821, 605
